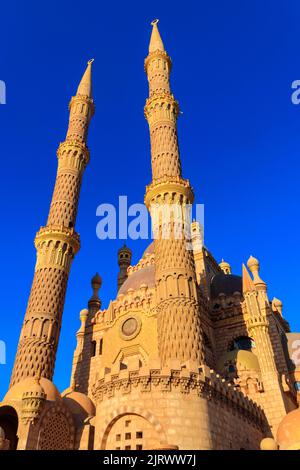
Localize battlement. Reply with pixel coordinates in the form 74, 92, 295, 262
91, 359, 266, 428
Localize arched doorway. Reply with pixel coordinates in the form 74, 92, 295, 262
0, 406, 19, 450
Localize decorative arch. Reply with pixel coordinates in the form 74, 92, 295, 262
0, 405, 19, 450
100, 405, 167, 450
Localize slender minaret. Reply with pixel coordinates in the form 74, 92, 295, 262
144, 21, 204, 365
117, 245, 132, 291
10, 61, 95, 387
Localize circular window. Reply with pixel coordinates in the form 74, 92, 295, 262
119, 316, 141, 340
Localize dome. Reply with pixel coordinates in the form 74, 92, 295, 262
62, 390, 95, 417
276, 408, 300, 450
219, 259, 231, 274
210, 273, 242, 299
143, 241, 154, 257
22, 377, 45, 397
4, 377, 60, 402
260, 438, 278, 450
217, 350, 260, 374
119, 265, 155, 295
91, 272, 102, 289
247, 255, 259, 270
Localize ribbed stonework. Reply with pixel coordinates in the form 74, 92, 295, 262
144, 21, 204, 365
10, 61, 95, 387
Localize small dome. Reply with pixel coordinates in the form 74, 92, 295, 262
118, 244, 132, 256
119, 265, 155, 295
210, 273, 242, 299
91, 273, 102, 288
217, 350, 260, 374
247, 255, 259, 270
80, 308, 89, 319
260, 438, 278, 450
62, 390, 95, 417
277, 408, 300, 450
219, 259, 231, 274
23, 377, 45, 397
4, 377, 60, 402
272, 297, 282, 308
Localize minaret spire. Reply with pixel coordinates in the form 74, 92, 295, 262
10, 61, 95, 387
149, 19, 165, 53
76, 59, 94, 98
144, 23, 204, 365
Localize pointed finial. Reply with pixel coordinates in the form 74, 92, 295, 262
76, 59, 94, 98
242, 264, 256, 294
149, 19, 165, 53
247, 255, 267, 291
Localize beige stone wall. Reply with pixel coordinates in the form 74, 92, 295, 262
94, 385, 265, 450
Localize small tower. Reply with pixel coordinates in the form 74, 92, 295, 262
117, 245, 132, 291
219, 259, 231, 275
21, 375, 46, 425
242, 262, 288, 434
88, 273, 102, 315
247, 255, 266, 291
10, 60, 95, 387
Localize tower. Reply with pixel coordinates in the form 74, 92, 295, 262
117, 245, 132, 291
144, 20, 204, 365
242, 261, 288, 433
10, 60, 95, 387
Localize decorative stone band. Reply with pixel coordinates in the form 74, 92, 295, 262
34, 225, 80, 272
246, 316, 269, 331
35, 225, 80, 252
21, 389, 46, 425
127, 253, 154, 276
68, 94, 95, 116
145, 177, 194, 209
144, 92, 179, 123
144, 50, 172, 74
91, 362, 266, 429
57, 140, 90, 168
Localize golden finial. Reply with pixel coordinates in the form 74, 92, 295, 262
149, 19, 165, 53
87, 58, 94, 65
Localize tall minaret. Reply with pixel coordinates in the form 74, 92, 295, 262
144, 21, 204, 365
10, 61, 95, 387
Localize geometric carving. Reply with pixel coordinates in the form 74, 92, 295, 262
38, 408, 74, 450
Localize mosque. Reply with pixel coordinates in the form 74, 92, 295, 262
0, 21, 299, 450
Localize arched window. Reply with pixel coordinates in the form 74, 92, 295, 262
229, 336, 255, 352
91, 341, 96, 357
99, 338, 103, 356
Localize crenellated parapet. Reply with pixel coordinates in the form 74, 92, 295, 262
57, 140, 90, 170
93, 285, 156, 327
91, 361, 266, 429
144, 92, 179, 125
34, 225, 80, 272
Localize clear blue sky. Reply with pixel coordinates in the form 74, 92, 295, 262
1, 0, 299, 398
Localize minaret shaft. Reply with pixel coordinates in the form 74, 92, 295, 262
10, 63, 94, 387
145, 22, 204, 365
